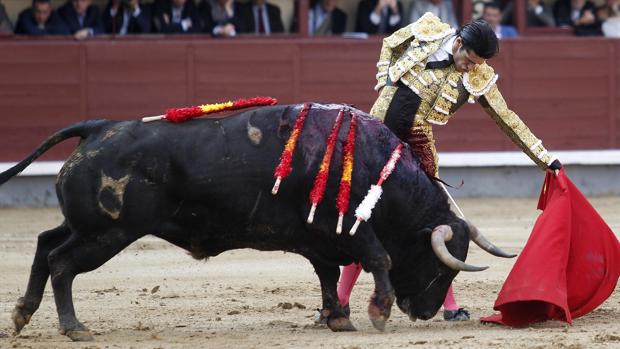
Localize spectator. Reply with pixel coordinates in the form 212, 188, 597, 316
553, 0, 602, 36
409, 0, 458, 29
58, 0, 104, 39
355, 0, 403, 34
199, 0, 245, 37
15, 0, 70, 35
102, 0, 151, 34
238, 0, 284, 35
0, 0, 13, 33
483, 2, 517, 38
472, 0, 493, 20
153, 0, 202, 33
502, 0, 556, 27
598, 0, 620, 36
306, 0, 347, 35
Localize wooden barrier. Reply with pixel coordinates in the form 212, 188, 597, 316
0, 36, 618, 161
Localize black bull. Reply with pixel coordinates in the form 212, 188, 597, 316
1, 103, 513, 341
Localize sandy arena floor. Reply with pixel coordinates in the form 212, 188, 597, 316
0, 197, 618, 349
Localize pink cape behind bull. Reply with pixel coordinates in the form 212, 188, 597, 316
481, 169, 620, 326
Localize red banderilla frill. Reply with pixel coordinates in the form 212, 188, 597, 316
272, 103, 312, 194
307, 108, 346, 224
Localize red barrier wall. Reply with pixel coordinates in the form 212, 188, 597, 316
0, 36, 618, 161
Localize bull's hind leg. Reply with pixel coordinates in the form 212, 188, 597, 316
47, 229, 139, 341
309, 259, 355, 332
12, 224, 71, 335
344, 225, 395, 332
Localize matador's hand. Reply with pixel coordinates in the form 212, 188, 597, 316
548, 159, 562, 175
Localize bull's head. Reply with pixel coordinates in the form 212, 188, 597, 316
389, 219, 515, 321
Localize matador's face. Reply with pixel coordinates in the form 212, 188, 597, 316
452, 37, 485, 73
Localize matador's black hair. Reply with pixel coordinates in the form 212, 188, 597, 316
456, 19, 499, 59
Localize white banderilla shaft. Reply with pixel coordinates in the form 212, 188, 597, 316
438, 181, 465, 219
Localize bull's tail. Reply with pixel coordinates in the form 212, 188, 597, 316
0, 120, 110, 185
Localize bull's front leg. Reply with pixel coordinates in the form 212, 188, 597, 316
308, 259, 356, 332
344, 225, 395, 331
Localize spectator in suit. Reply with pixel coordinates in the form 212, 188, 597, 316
15, 0, 70, 35
483, 2, 518, 38
199, 0, 245, 37
307, 0, 347, 36
58, 0, 104, 39
553, 0, 602, 36
238, 0, 284, 34
598, 0, 620, 36
153, 0, 202, 33
0, 0, 13, 33
103, 0, 151, 34
409, 0, 458, 28
356, 0, 403, 34
502, 0, 555, 27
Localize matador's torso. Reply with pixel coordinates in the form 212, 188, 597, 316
370, 12, 556, 170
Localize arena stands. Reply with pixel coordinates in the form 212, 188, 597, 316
0, 0, 612, 36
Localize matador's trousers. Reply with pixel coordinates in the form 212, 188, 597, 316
370, 82, 439, 177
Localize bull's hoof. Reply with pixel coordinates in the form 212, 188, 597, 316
327, 317, 356, 332
369, 315, 387, 332
64, 330, 94, 342
368, 304, 388, 331
11, 298, 32, 335
368, 295, 393, 332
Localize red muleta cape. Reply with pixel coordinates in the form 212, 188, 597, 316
481, 169, 620, 326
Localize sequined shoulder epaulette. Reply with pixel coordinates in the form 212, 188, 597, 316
410, 12, 455, 42
384, 12, 454, 48
463, 63, 498, 97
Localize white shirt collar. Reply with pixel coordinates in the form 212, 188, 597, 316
427, 35, 456, 63
441, 35, 456, 56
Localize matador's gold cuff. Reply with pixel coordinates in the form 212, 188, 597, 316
375, 70, 388, 91
529, 140, 558, 168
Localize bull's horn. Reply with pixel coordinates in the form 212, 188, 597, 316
466, 221, 517, 258
431, 225, 488, 272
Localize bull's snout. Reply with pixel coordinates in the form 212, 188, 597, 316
396, 297, 409, 314
396, 298, 420, 322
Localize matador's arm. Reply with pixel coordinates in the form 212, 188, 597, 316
374, 40, 393, 91
374, 25, 416, 91
478, 85, 557, 170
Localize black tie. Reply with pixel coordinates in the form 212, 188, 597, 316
425, 54, 454, 70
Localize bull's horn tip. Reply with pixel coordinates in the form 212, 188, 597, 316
466, 265, 489, 272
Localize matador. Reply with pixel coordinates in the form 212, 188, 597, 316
335, 13, 563, 322
370, 12, 562, 176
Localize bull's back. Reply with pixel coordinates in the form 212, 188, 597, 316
56, 106, 305, 233
54, 103, 415, 244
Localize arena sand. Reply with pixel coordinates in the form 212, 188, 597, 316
0, 197, 618, 349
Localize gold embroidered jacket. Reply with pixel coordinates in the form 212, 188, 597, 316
371, 12, 556, 170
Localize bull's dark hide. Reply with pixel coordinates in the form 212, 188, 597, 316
1, 103, 471, 340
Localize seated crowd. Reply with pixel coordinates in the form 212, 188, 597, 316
6, 0, 289, 37
0, 0, 618, 38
